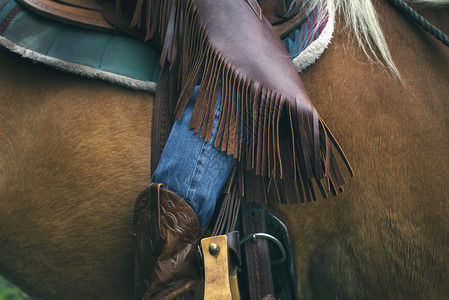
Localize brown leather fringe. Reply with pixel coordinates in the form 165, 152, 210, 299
131, 0, 353, 204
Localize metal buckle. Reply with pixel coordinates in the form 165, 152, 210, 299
240, 233, 286, 266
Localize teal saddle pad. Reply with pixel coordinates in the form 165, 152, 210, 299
0, 0, 160, 92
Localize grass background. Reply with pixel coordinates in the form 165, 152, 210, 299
0, 276, 30, 300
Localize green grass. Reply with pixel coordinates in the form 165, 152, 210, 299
0, 276, 31, 300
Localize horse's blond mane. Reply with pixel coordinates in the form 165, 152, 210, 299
304, 0, 449, 77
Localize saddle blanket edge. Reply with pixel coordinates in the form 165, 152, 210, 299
0, 0, 160, 92
0, 35, 158, 92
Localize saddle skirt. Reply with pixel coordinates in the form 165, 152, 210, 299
14, 0, 311, 36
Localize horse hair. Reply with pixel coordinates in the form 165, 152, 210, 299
304, 0, 449, 77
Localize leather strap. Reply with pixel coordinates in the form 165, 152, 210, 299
265, 212, 299, 300
17, 0, 114, 31
241, 199, 275, 299
274, 3, 310, 39
211, 181, 242, 236
150, 66, 173, 175
201, 235, 233, 299
226, 231, 242, 268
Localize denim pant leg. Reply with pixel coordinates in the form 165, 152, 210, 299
151, 85, 236, 227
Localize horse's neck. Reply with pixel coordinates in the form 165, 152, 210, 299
386, 2, 449, 77
267, 2, 449, 299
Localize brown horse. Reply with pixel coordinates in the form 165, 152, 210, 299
0, 0, 448, 299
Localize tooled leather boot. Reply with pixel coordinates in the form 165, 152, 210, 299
134, 183, 203, 300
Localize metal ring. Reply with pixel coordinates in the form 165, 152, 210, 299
240, 233, 287, 265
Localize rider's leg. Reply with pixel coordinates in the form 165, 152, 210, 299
134, 83, 236, 300
151, 84, 236, 227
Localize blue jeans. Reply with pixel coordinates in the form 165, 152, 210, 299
151, 85, 236, 227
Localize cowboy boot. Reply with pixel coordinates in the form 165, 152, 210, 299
134, 183, 202, 300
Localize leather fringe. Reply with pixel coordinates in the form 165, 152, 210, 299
131, 0, 353, 204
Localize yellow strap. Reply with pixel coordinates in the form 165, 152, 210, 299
229, 269, 241, 300
201, 235, 234, 299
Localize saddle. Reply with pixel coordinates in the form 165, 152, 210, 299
14, 0, 353, 298
16, 0, 309, 38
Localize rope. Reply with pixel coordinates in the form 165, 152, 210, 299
387, 0, 449, 47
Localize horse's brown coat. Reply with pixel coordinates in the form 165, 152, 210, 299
0, 1, 448, 299
267, 2, 449, 299
0, 52, 153, 299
